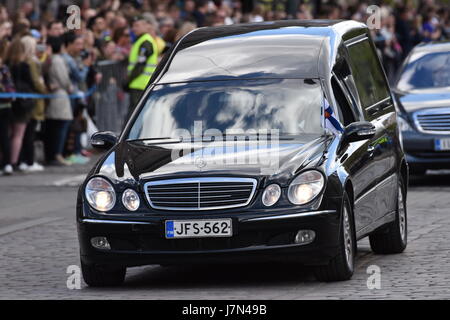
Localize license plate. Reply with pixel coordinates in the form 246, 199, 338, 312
434, 138, 450, 151
165, 219, 232, 239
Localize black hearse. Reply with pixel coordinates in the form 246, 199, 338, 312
77, 20, 408, 285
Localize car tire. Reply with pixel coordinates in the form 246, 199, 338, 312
314, 192, 355, 282
369, 177, 407, 254
81, 261, 126, 287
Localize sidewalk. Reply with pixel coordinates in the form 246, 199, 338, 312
0, 153, 102, 188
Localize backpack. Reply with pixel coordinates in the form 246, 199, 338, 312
0, 64, 16, 103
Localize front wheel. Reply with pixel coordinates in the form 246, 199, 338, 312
369, 177, 407, 254
314, 192, 355, 282
81, 261, 126, 287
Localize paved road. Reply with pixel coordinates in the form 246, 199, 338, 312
1, 162, 449, 299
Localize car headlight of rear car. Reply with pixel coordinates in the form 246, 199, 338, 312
122, 188, 140, 211
262, 184, 281, 206
288, 170, 325, 205
85, 177, 116, 212
397, 115, 413, 132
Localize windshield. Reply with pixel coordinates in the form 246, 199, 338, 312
397, 51, 450, 91
128, 78, 324, 140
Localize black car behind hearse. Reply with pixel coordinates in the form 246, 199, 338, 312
394, 40, 450, 175
77, 20, 408, 286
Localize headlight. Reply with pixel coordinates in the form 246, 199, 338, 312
262, 184, 281, 206
397, 115, 413, 132
288, 170, 324, 205
122, 188, 140, 211
85, 177, 116, 212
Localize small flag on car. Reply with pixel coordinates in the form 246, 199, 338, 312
324, 98, 344, 135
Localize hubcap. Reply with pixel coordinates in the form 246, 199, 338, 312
343, 205, 353, 270
398, 186, 406, 243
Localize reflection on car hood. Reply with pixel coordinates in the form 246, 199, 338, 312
397, 90, 450, 112
97, 135, 331, 187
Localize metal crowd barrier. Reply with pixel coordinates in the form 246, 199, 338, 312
94, 59, 130, 134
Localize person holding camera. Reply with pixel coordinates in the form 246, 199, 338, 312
61, 31, 91, 165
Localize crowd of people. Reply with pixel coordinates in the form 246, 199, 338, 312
0, 0, 449, 175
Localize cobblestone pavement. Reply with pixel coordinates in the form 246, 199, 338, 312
0, 164, 449, 299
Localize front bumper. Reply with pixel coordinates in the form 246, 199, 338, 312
402, 130, 450, 169
78, 208, 341, 267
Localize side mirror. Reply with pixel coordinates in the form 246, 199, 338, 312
337, 121, 375, 154
342, 121, 376, 144
90, 131, 118, 150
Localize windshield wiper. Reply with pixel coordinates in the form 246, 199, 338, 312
129, 133, 319, 144
128, 137, 182, 143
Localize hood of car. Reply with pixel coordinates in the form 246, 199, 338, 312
96, 134, 331, 187
396, 89, 450, 113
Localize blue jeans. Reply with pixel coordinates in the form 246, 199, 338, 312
44, 119, 71, 161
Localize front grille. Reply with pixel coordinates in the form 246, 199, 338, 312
144, 177, 257, 211
415, 109, 450, 134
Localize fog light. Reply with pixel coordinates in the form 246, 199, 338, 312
91, 237, 111, 250
294, 230, 315, 245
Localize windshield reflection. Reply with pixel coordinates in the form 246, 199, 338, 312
128, 78, 324, 140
